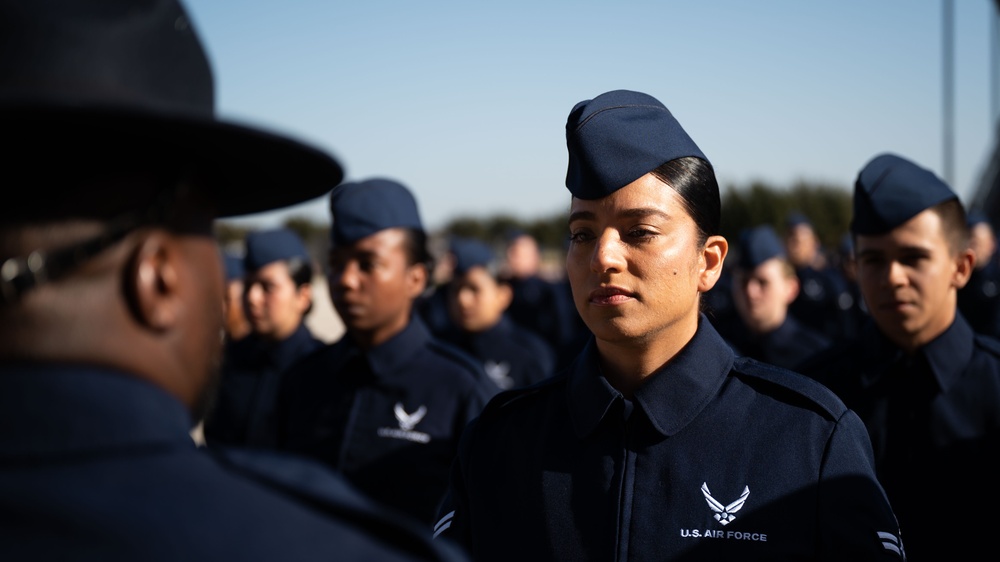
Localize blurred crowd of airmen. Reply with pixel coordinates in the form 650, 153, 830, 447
4, 1, 1000, 561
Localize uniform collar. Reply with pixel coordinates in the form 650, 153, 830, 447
0, 363, 194, 458
568, 315, 735, 439
267, 322, 318, 370
469, 315, 515, 341
353, 315, 433, 381
859, 313, 974, 393
764, 316, 802, 342
919, 313, 974, 393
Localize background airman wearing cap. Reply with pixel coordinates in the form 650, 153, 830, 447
275, 177, 500, 526
799, 152, 1000, 561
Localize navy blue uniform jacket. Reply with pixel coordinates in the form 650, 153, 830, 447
435, 316, 904, 561
277, 316, 499, 525
957, 260, 1000, 339
205, 323, 323, 447
798, 313, 1000, 561
439, 315, 557, 390
0, 363, 467, 562
715, 315, 831, 372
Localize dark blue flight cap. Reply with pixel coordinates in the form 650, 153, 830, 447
737, 225, 786, 269
223, 252, 244, 281
504, 228, 528, 243
838, 233, 854, 259
852, 153, 958, 235
329, 178, 424, 246
450, 237, 495, 276
785, 211, 812, 229
565, 89, 708, 199
244, 228, 309, 271
967, 209, 989, 228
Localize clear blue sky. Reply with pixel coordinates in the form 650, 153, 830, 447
185, 0, 997, 233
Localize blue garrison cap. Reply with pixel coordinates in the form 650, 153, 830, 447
852, 153, 958, 235
838, 233, 854, 258
565, 89, 708, 199
504, 228, 528, 243
450, 237, 495, 275
223, 252, 244, 281
785, 211, 812, 228
244, 228, 310, 271
737, 225, 786, 269
329, 178, 423, 246
967, 209, 989, 228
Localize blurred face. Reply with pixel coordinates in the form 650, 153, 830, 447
566, 173, 726, 354
244, 260, 311, 342
855, 209, 972, 352
448, 266, 511, 333
731, 258, 798, 334
223, 278, 250, 341
785, 224, 819, 267
328, 228, 426, 347
506, 235, 540, 278
969, 222, 996, 270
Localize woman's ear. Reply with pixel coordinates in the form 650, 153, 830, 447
497, 281, 514, 311
699, 235, 729, 292
405, 262, 429, 300
124, 231, 181, 332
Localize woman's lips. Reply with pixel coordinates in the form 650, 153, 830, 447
588, 286, 635, 305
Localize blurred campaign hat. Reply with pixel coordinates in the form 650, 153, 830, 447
244, 228, 310, 271
223, 252, 245, 281
737, 225, 786, 269
450, 238, 495, 276
0, 0, 344, 219
565, 89, 708, 199
852, 153, 957, 235
329, 178, 424, 246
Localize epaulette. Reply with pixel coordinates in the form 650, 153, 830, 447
476, 371, 568, 420
426, 338, 487, 378
974, 332, 1000, 357
731, 356, 847, 421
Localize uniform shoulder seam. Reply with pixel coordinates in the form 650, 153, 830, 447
731, 356, 846, 420
974, 333, 1000, 356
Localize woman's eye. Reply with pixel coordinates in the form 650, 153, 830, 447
628, 227, 655, 239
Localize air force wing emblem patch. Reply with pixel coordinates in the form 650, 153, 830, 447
394, 403, 427, 431
701, 482, 750, 525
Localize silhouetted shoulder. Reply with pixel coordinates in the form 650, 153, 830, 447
212, 447, 466, 561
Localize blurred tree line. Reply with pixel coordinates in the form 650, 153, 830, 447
215, 180, 853, 264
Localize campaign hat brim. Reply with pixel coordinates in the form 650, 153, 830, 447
3, 104, 343, 219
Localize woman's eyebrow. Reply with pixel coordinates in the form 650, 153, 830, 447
569, 207, 670, 224
568, 210, 596, 224
618, 207, 670, 221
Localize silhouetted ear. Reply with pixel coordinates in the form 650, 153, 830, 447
124, 231, 181, 331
